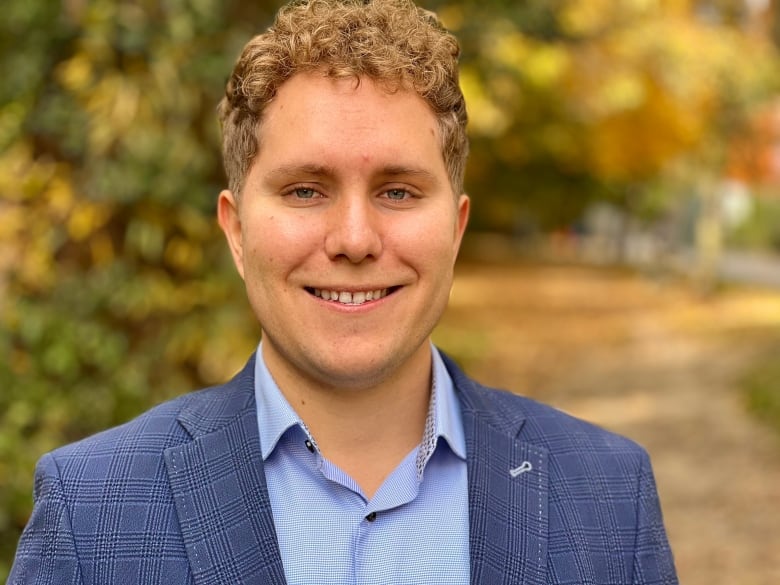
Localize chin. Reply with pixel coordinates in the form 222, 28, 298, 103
307, 358, 395, 390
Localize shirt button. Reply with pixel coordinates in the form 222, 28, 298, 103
304, 440, 315, 453
365, 512, 377, 522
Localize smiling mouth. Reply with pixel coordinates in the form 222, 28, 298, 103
305, 287, 400, 305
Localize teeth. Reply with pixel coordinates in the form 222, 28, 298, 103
314, 288, 389, 305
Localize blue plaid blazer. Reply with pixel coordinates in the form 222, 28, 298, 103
10, 353, 677, 584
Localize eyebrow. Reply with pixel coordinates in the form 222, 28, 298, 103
265, 163, 338, 182
264, 163, 441, 185
379, 165, 440, 184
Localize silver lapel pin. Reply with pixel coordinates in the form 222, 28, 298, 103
509, 461, 533, 477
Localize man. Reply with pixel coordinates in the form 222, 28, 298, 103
10, 0, 678, 583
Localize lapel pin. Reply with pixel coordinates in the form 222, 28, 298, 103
509, 461, 533, 478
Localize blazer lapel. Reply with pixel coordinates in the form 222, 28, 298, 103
164, 357, 287, 585
444, 355, 549, 585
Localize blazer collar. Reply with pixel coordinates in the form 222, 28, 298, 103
443, 353, 550, 585
174, 353, 258, 439
164, 355, 288, 585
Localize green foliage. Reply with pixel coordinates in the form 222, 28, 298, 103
0, 0, 282, 575
727, 197, 780, 251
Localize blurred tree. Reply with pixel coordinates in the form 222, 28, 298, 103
432, 0, 779, 239
0, 0, 283, 574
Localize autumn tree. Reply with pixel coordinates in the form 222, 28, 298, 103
437, 0, 779, 237
0, 0, 280, 572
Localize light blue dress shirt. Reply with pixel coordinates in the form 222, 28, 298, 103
254, 344, 470, 585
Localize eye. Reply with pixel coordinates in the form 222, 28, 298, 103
293, 187, 318, 199
385, 188, 410, 201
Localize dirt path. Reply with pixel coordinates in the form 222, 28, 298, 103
438, 261, 780, 585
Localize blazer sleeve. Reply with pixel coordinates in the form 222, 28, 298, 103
8, 454, 83, 585
631, 451, 678, 585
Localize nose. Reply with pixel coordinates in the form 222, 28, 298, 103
324, 195, 382, 263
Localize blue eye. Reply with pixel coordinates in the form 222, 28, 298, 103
294, 187, 317, 199
386, 189, 409, 200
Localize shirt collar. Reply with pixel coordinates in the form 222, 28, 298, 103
254, 342, 307, 461
253, 342, 466, 463
429, 345, 467, 460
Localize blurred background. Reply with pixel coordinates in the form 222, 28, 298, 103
2, 0, 780, 582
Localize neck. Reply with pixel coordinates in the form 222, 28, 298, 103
262, 342, 434, 497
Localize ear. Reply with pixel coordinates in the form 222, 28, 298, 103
217, 189, 246, 280
453, 193, 470, 255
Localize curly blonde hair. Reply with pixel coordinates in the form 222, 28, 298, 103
218, 0, 468, 197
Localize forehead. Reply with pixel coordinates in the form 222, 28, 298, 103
255, 72, 445, 170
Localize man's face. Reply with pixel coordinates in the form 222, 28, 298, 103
218, 72, 469, 391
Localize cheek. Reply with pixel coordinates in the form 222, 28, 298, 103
392, 215, 460, 270
243, 213, 321, 273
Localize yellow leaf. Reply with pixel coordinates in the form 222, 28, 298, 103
523, 44, 570, 89
46, 174, 75, 220
164, 237, 202, 272
67, 202, 110, 242
57, 53, 94, 92
460, 66, 510, 136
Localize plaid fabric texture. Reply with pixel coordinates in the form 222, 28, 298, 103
10, 352, 678, 585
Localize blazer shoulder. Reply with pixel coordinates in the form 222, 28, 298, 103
45, 374, 251, 479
